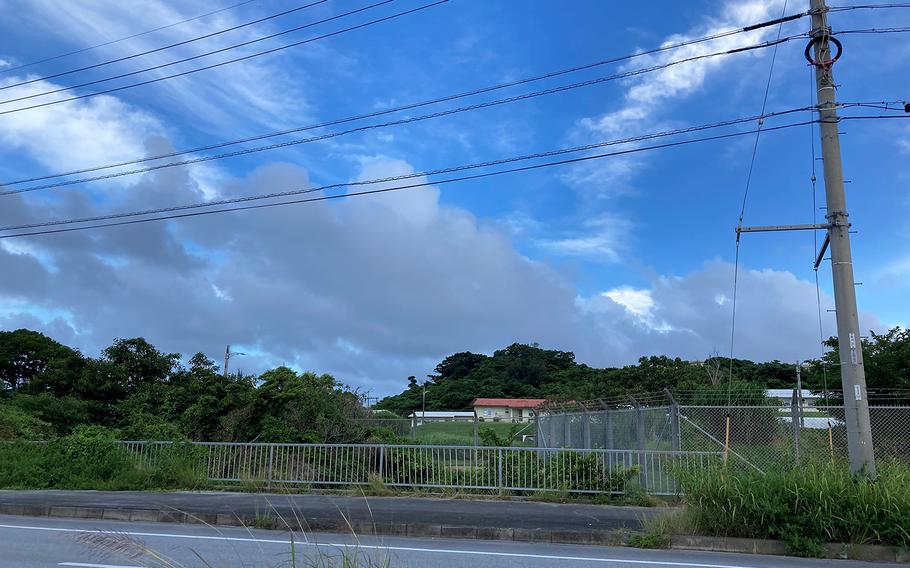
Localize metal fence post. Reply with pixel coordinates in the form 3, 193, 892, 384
267, 444, 275, 491
605, 410, 614, 449
665, 390, 680, 452
548, 413, 558, 448
791, 389, 801, 464
582, 410, 592, 451
497, 448, 503, 489
630, 396, 648, 489
379, 445, 385, 482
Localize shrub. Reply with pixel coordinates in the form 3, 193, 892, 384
0, 427, 208, 491
544, 451, 640, 493
0, 403, 54, 441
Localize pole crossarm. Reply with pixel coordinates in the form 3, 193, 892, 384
736, 223, 828, 233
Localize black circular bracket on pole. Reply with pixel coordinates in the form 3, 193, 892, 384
804, 35, 843, 68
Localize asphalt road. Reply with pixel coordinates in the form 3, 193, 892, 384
0, 515, 896, 568
0, 490, 663, 531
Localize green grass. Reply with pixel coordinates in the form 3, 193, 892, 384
413, 421, 532, 446
675, 460, 910, 554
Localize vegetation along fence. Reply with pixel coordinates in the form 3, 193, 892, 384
120, 441, 721, 495
537, 397, 910, 473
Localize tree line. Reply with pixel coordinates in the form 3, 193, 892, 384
2, 327, 907, 442
375, 330, 910, 416
0, 329, 371, 443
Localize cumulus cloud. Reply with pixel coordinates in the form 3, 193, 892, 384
1, 148, 880, 394
0, 78, 164, 175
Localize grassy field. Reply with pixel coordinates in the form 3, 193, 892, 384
414, 421, 535, 446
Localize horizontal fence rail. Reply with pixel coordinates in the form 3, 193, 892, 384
119, 441, 721, 496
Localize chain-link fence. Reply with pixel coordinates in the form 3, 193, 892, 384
537, 394, 910, 472
353, 416, 537, 446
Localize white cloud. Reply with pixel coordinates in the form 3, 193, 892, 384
0, 78, 163, 175
0, 0, 327, 136
563, 0, 785, 196
534, 214, 630, 262
603, 286, 654, 318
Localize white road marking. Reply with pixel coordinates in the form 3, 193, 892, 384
0, 522, 765, 568
59, 563, 141, 568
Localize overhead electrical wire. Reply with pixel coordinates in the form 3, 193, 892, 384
0, 0, 447, 117
0, 110, 821, 231
828, 3, 910, 11
2, 114, 899, 239
0, 0, 261, 75
727, 0, 791, 405
835, 26, 910, 34
1, 36, 807, 190
0, 5, 807, 116
0, 35, 806, 197
0, 120, 820, 239
0, 0, 329, 91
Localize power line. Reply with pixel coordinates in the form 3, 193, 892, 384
0, 36, 803, 197
0, 0, 447, 117
1, 28, 813, 190
0, 6, 809, 116
828, 3, 910, 11
0, 0, 329, 91
835, 26, 910, 34
0, 120, 818, 239
0, 110, 818, 231
0, 8, 812, 186
727, 0, 791, 405
0, 0, 261, 75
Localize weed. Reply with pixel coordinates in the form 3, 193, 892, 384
628, 532, 671, 549
676, 460, 910, 548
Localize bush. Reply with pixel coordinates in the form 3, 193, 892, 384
0, 426, 207, 491
677, 461, 910, 553
0, 403, 54, 441
544, 451, 640, 493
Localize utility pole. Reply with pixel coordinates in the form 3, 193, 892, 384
809, 0, 875, 475
223, 344, 245, 377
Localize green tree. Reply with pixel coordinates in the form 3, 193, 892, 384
0, 329, 83, 394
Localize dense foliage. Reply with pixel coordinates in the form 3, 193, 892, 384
376, 328, 910, 416
2, 326, 908, 443
0, 329, 371, 443
0, 425, 206, 490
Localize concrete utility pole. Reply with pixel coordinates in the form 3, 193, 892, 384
809, 0, 876, 475
223, 344, 245, 377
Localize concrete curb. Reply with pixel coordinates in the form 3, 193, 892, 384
1, 503, 907, 562
671, 535, 910, 563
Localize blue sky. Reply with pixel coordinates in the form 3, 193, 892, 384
0, 0, 907, 395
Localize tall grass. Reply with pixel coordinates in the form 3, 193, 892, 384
676, 460, 910, 554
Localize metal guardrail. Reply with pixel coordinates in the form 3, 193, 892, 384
120, 441, 721, 495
